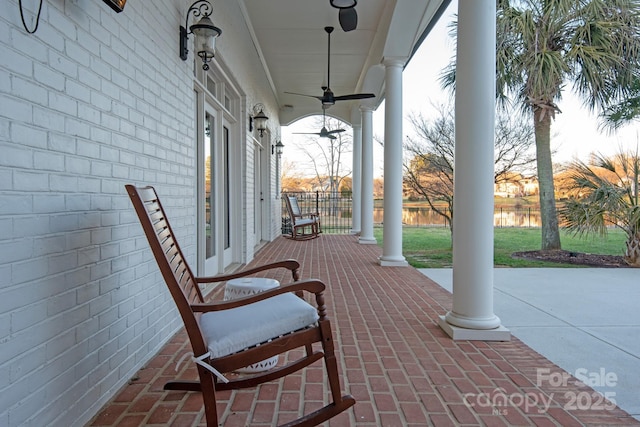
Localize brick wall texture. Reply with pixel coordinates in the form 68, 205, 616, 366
0, 1, 278, 425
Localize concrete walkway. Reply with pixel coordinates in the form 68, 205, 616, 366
420, 268, 640, 421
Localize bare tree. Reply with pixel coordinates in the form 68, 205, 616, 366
281, 158, 296, 179
281, 159, 308, 192
403, 104, 536, 235
295, 115, 352, 194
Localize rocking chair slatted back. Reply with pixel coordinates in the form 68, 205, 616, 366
288, 195, 302, 216
135, 187, 203, 303
126, 185, 209, 356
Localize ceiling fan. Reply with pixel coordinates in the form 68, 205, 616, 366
285, 26, 374, 108
293, 109, 345, 140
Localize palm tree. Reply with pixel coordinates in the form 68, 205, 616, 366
559, 151, 640, 267
442, 0, 640, 250
601, 78, 640, 130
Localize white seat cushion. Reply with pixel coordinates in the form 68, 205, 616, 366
200, 293, 320, 359
294, 218, 315, 226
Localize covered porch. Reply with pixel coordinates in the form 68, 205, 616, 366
89, 235, 636, 426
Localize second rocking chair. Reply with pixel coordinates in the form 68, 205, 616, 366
284, 194, 320, 240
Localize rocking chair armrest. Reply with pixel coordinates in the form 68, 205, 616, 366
195, 259, 301, 284
298, 212, 319, 220
191, 279, 326, 313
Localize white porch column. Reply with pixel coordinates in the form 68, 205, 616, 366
359, 107, 376, 244
379, 58, 407, 267
438, 0, 509, 340
351, 123, 362, 234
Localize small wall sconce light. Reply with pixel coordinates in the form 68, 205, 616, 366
275, 140, 284, 156
250, 104, 269, 138
180, 0, 222, 71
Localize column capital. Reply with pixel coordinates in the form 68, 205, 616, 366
360, 105, 374, 113
382, 57, 406, 68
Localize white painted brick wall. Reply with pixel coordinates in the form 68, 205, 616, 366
0, 0, 195, 425
0, 0, 281, 425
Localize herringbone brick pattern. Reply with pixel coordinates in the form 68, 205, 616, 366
89, 235, 639, 426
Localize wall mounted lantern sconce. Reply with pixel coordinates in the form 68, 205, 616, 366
250, 104, 269, 138
180, 0, 222, 71
273, 140, 284, 156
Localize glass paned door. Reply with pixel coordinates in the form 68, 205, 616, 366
253, 144, 260, 244
200, 101, 236, 274
222, 123, 233, 267
203, 110, 217, 272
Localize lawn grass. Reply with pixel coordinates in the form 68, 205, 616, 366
373, 226, 628, 268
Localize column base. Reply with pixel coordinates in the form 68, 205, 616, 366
378, 256, 408, 267
350, 229, 361, 236
438, 315, 510, 341
358, 237, 377, 245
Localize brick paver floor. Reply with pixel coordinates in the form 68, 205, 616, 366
88, 235, 640, 426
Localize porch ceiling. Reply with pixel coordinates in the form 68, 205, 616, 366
241, 0, 450, 126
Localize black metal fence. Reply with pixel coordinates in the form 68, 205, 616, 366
281, 191, 542, 234
282, 191, 355, 235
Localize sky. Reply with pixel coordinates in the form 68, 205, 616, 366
282, 0, 639, 178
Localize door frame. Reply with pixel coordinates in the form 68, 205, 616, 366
195, 78, 242, 275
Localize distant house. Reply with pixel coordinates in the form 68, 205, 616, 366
494, 173, 539, 197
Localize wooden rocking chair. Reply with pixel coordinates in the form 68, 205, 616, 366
284, 194, 320, 240
125, 185, 354, 426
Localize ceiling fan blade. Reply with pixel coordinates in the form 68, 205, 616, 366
328, 129, 346, 134
339, 7, 358, 32
285, 91, 324, 101
334, 93, 376, 101
294, 132, 335, 139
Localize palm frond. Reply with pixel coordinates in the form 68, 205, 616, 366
560, 150, 640, 240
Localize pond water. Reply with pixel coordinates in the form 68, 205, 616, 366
282, 195, 542, 230
372, 207, 541, 227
